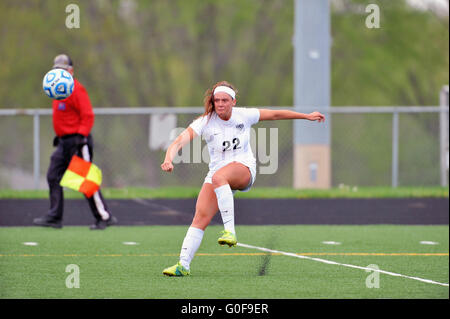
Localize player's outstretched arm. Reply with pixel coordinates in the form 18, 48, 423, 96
259, 109, 325, 123
161, 127, 196, 172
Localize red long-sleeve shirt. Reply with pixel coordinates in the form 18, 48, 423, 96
52, 79, 94, 137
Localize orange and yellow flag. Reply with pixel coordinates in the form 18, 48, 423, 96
60, 155, 102, 198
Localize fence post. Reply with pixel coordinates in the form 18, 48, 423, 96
293, 0, 331, 189
392, 111, 399, 188
33, 112, 40, 189
440, 85, 449, 187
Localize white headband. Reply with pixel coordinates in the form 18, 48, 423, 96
213, 86, 236, 100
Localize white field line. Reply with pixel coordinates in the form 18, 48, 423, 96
237, 243, 449, 287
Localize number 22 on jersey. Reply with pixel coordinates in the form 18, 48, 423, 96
222, 138, 241, 152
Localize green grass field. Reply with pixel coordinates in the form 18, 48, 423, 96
0, 225, 448, 299
0, 186, 448, 199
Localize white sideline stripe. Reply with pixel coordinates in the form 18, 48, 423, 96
237, 243, 449, 287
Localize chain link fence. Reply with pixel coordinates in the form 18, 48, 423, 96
0, 106, 448, 190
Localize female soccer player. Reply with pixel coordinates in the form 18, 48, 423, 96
161, 81, 325, 276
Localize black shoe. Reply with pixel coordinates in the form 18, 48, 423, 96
90, 216, 118, 230
33, 216, 63, 229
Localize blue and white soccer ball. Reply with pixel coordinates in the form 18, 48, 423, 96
42, 69, 74, 100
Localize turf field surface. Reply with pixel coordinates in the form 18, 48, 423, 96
0, 225, 448, 299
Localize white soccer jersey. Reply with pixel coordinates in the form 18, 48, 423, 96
189, 107, 260, 172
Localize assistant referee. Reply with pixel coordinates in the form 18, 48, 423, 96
33, 54, 117, 230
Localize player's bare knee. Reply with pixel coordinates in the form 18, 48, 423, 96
211, 173, 227, 188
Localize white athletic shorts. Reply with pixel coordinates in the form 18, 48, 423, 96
204, 162, 256, 193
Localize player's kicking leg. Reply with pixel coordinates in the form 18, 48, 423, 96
212, 162, 251, 247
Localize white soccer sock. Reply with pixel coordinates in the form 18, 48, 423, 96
214, 184, 235, 235
179, 227, 204, 270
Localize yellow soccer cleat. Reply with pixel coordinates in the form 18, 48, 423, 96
218, 230, 237, 247
162, 262, 190, 277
